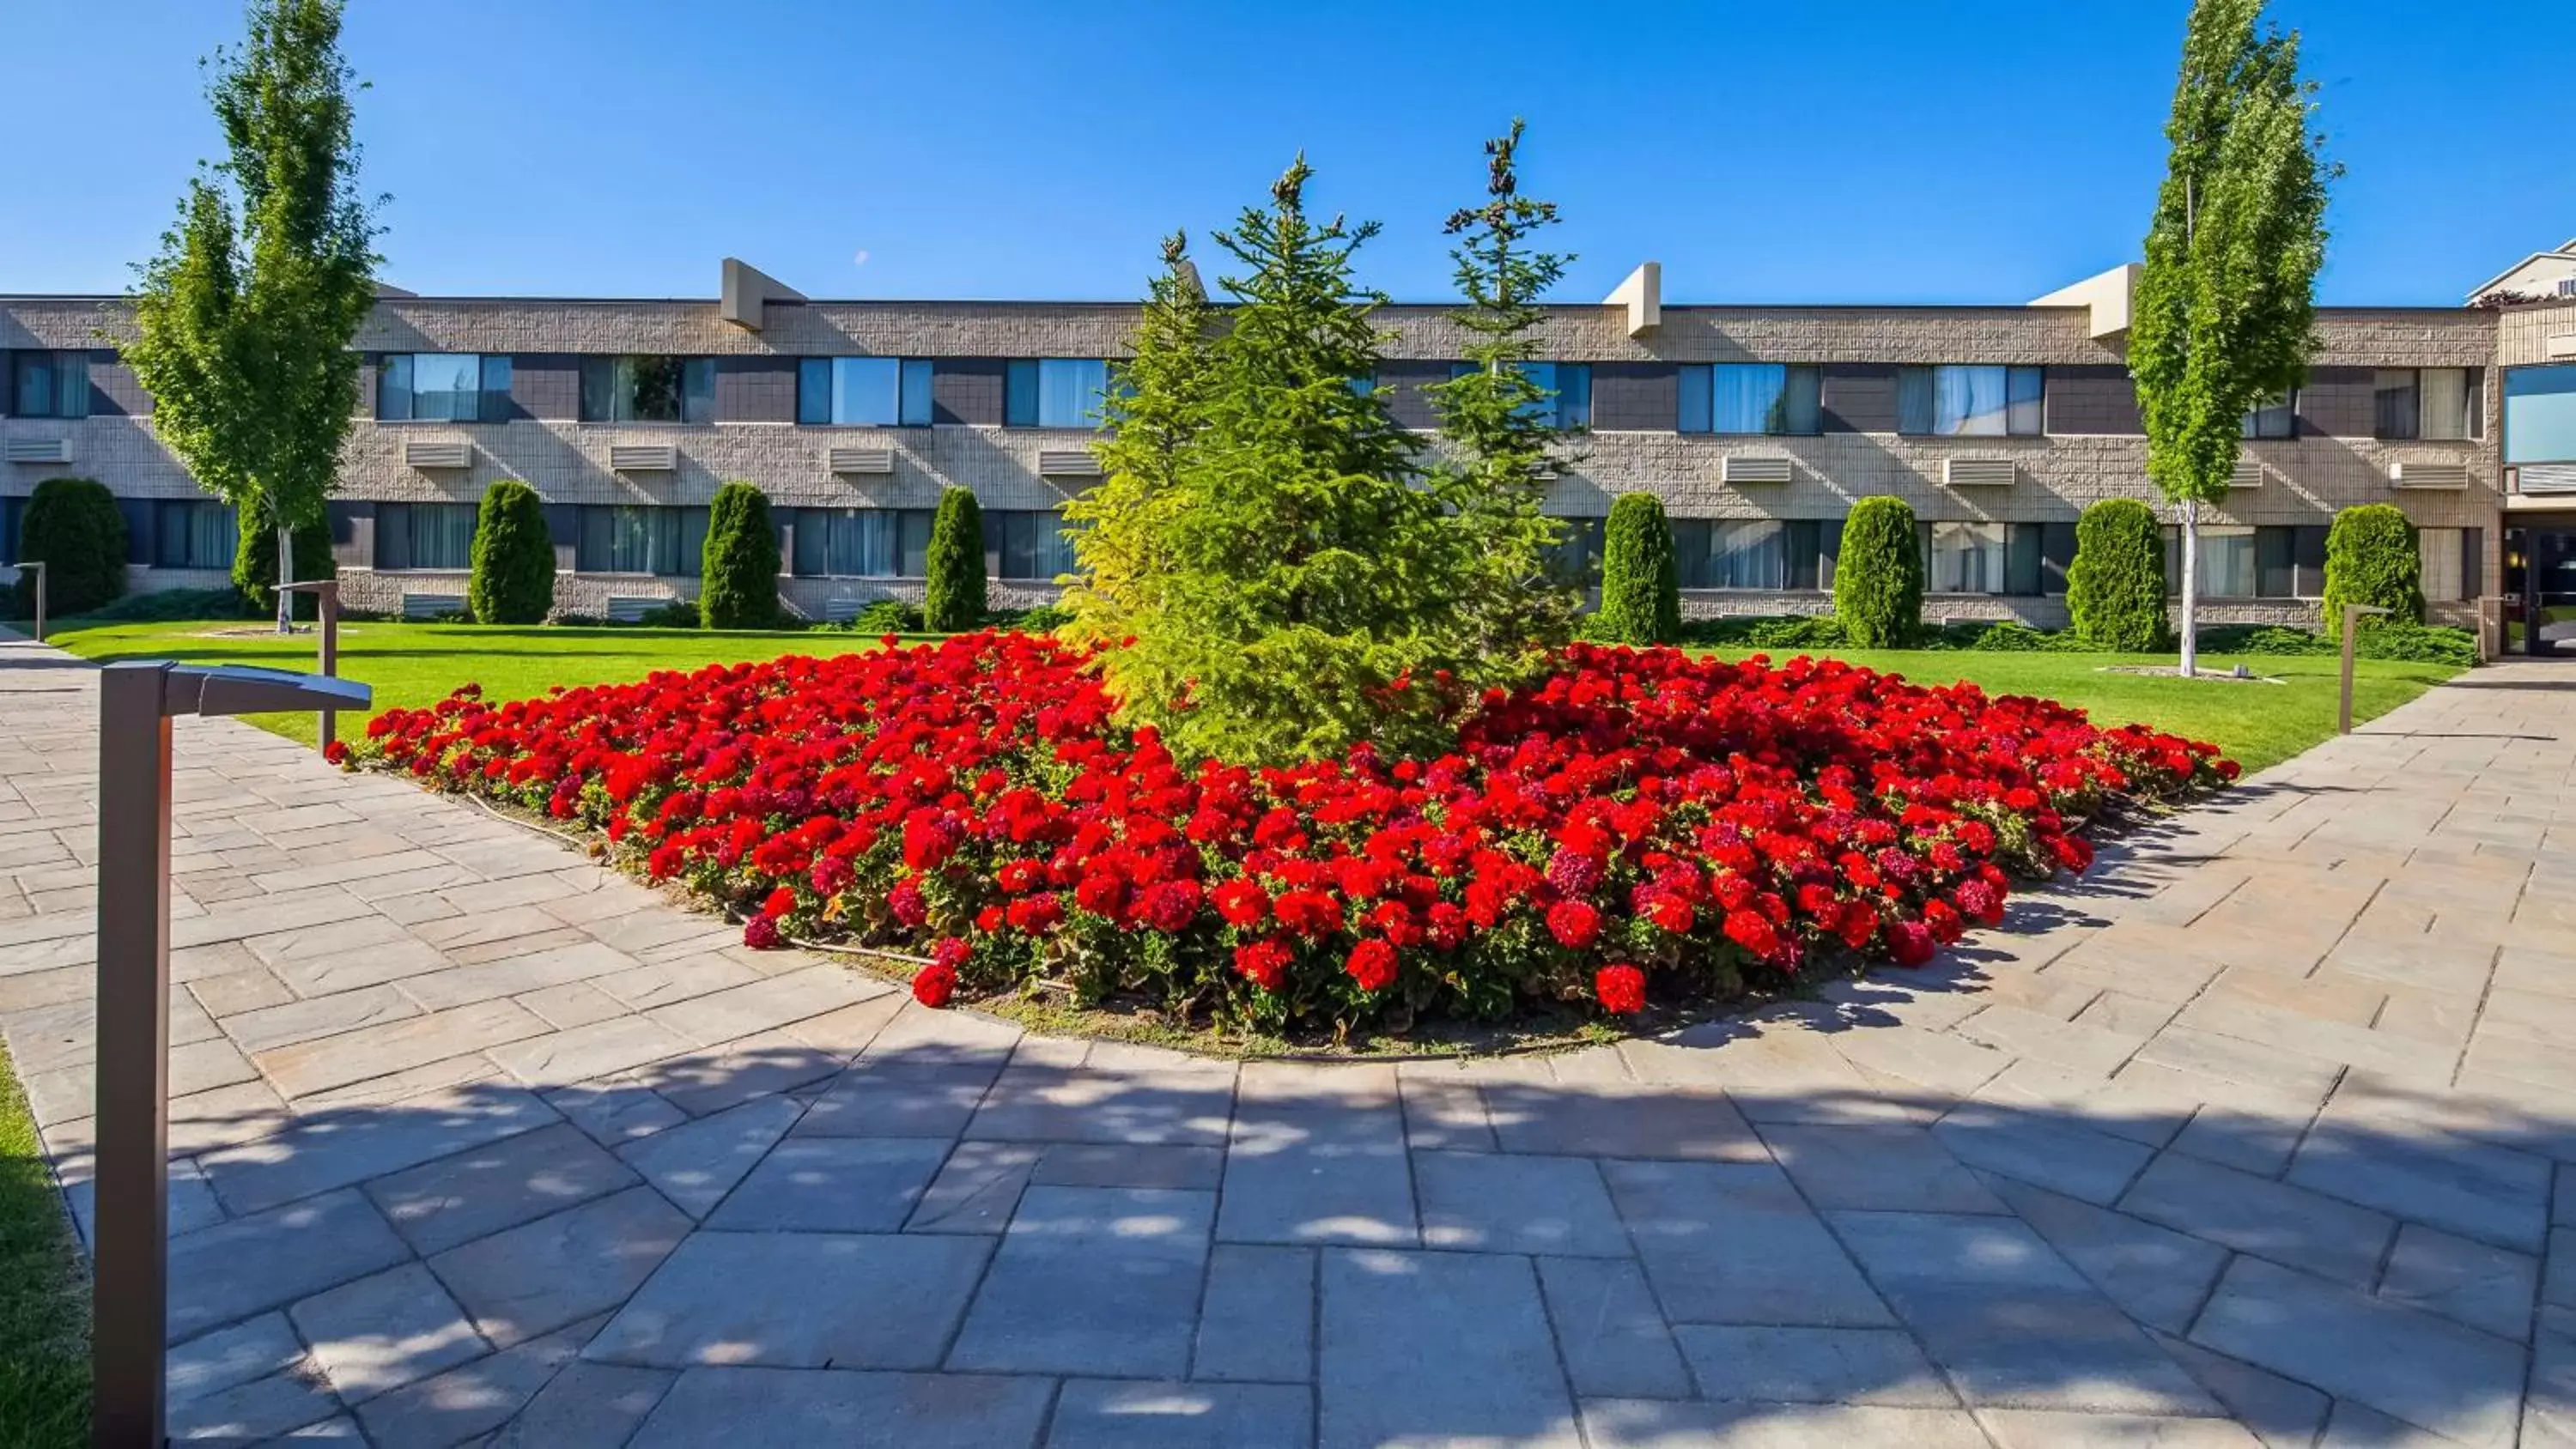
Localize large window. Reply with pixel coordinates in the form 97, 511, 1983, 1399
2506, 365, 2576, 465
373, 502, 477, 570
2242, 389, 2297, 440
574, 505, 708, 574
1440, 361, 1592, 428
2160, 524, 2330, 598
2374, 367, 2482, 441
1680, 364, 1820, 436
985, 509, 1080, 581
378, 355, 513, 422
788, 507, 934, 578
9, 351, 89, 419
152, 500, 239, 569
798, 358, 933, 427
1921, 521, 2063, 595
1899, 366, 2044, 436
1668, 518, 1843, 591
1005, 359, 1110, 428
582, 357, 714, 424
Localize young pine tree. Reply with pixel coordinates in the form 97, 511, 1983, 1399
1425, 118, 1579, 670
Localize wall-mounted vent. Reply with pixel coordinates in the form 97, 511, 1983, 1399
403, 440, 471, 470
1721, 456, 1794, 485
827, 446, 895, 476
1038, 449, 1102, 478
400, 592, 465, 620
605, 595, 663, 623
2, 438, 73, 465
2390, 460, 2471, 490
2547, 333, 2576, 360
610, 444, 677, 472
2228, 459, 2263, 489
1943, 458, 2016, 488
2518, 463, 2576, 495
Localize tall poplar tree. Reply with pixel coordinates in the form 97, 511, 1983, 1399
1427, 118, 1579, 667
126, 0, 380, 633
2131, 0, 2331, 675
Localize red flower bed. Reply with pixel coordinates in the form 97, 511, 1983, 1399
345, 634, 2235, 1028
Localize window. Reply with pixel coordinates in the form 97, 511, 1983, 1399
2506, 364, 2576, 465
378, 355, 512, 422
797, 358, 933, 427
1668, 518, 1844, 591
1005, 359, 1110, 428
571, 505, 707, 575
1923, 521, 2053, 595
373, 502, 477, 571
9, 351, 90, 419
1679, 364, 1820, 435
787, 508, 933, 578
2376, 367, 2482, 441
2242, 390, 2297, 440
0, 497, 19, 561
1545, 516, 1605, 587
1454, 361, 1589, 428
985, 509, 1080, 581
149, 500, 239, 569
581, 357, 714, 424
1899, 366, 2044, 436
2415, 527, 2482, 603
2161, 524, 2328, 598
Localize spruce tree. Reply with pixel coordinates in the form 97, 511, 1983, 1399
922, 488, 987, 631
1426, 118, 1579, 668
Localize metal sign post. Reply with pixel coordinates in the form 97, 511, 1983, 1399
9, 561, 44, 643
93, 662, 372, 1449
278, 580, 343, 749
2338, 603, 2394, 734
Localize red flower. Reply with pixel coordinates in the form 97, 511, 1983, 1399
888, 878, 929, 928
1138, 880, 1203, 933
913, 961, 957, 1008
1345, 938, 1398, 992
1888, 919, 1936, 967
1234, 936, 1291, 991
323, 739, 350, 766
1545, 848, 1604, 898
1006, 894, 1066, 932
762, 886, 797, 919
742, 914, 781, 949
1546, 899, 1601, 949
1595, 964, 1648, 1015
1212, 879, 1272, 927
1273, 888, 1343, 938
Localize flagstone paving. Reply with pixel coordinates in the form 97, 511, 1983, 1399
7, 634, 2576, 1445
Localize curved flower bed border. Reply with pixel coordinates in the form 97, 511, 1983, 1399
339, 634, 2236, 1035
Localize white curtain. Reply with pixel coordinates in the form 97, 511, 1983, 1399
1935, 367, 2008, 435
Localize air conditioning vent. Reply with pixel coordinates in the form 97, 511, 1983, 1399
605, 595, 662, 622
1942, 458, 2016, 488
827, 446, 895, 476
2228, 459, 2263, 489
400, 592, 465, 620
610, 444, 677, 472
2518, 463, 2576, 495
2548, 333, 2576, 359
2390, 460, 2471, 490
1721, 456, 1794, 485
2, 438, 73, 465
1038, 449, 1102, 478
403, 440, 471, 470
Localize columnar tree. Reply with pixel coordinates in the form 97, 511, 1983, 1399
467, 478, 553, 624
1834, 497, 1923, 646
922, 488, 987, 631
2131, 0, 2332, 675
1425, 118, 1579, 664
2322, 503, 2424, 634
2065, 499, 2171, 651
126, 0, 381, 635
1595, 494, 1680, 645
13, 479, 127, 617
699, 481, 779, 629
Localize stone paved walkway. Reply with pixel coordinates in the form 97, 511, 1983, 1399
7, 637, 2576, 1446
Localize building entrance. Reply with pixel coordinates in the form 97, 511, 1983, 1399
2504, 526, 2576, 655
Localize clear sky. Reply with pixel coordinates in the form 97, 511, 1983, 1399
0, 0, 2561, 307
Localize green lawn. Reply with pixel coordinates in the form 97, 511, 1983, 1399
1697, 646, 2460, 775
0, 1042, 85, 1449
39, 618, 2462, 777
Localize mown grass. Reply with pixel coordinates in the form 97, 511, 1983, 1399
0, 1041, 85, 1449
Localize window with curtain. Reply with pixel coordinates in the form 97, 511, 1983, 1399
2242, 390, 2297, 440
796, 357, 933, 427
573, 505, 709, 574
9, 351, 90, 419
1004, 359, 1110, 427
373, 502, 477, 570
1899, 366, 2044, 436
1446, 361, 1592, 428
2418, 527, 2472, 603
2373, 367, 2481, 441
377, 355, 512, 422
1674, 519, 1786, 590
1679, 364, 1820, 435
580, 357, 714, 424
2506, 365, 2576, 465
982, 509, 1081, 580
151, 500, 239, 569
784, 508, 933, 578
2158, 525, 2270, 598
1923, 521, 2009, 592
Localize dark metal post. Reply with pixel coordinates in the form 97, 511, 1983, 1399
2339, 603, 2393, 733
280, 581, 342, 749
94, 663, 179, 1449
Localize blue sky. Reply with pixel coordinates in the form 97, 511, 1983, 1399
0, 1, 2561, 306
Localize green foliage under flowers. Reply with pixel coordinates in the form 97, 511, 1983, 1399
698, 481, 781, 630
922, 488, 988, 632
66, 585, 258, 624
468, 479, 555, 625
1833, 496, 1924, 647
2066, 499, 2171, 652
1594, 494, 1681, 646
10, 478, 126, 618
2322, 503, 2425, 637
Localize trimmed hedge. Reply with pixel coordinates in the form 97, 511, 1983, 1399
699, 480, 780, 629
15, 477, 127, 617
469, 480, 556, 624
2065, 499, 2169, 652
1595, 493, 1680, 645
1833, 496, 1923, 647
2323, 504, 2424, 637
234, 502, 336, 620
922, 488, 987, 633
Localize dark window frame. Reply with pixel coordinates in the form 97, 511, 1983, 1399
9, 350, 92, 420
376, 354, 513, 423
1896, 364, 2046, 438
1677, 363, 1822, 436
580, 356, 715, 425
